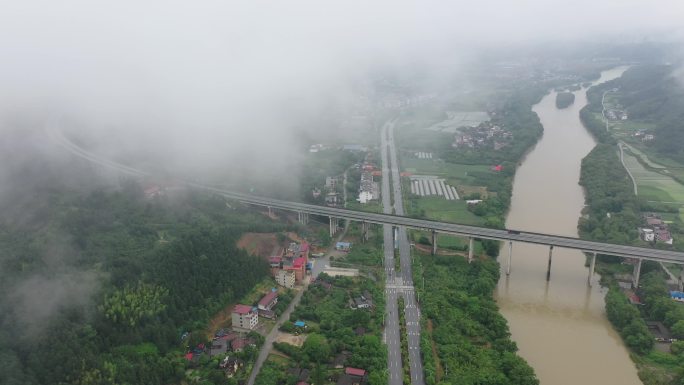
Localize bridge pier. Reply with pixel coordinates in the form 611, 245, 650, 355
431, 231, 437, 255
361, 222, 370, 242
633, 258, 642, 289
546, 246, 554, 281
468, 237, 474, 263
506, 241, 512, 275
267, 206, 273, 217
298, 212, 309, 225
588, 252, 597, 287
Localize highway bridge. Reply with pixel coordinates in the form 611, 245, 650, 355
48, 122, 684, 287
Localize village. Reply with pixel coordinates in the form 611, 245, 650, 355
181, 225, 382, 385
452, 121, 513, 151
639, 213, 674, 245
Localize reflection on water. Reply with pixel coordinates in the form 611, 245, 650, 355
495, 67, 642, 385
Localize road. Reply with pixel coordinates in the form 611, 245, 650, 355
47, 122, 684, 266
381, 120, 404, 385
384, 121, 425, 385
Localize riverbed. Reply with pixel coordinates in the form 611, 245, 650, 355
495, 67, 642, 385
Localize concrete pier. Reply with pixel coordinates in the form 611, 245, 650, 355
546, 246, 554, 281
588, 252, 597, 286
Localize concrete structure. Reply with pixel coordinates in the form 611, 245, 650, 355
358, 191, 373, 204
276, 270, 295, 288
232, 305, 258, 330
323, 267, 359, 277
640, 228, 655, 242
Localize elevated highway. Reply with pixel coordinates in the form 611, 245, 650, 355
48, 122, 684, 265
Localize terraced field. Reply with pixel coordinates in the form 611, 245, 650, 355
621, 149, 684, 221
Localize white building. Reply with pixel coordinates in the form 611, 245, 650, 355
358, 191, 373, 204
276, 270, 295, 288
232, 305, 258, 330
640, 228, 655, 242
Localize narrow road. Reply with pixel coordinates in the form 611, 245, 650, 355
618, 142, 638, 195
246, 288, 304, 385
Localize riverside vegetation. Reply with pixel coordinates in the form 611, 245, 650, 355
579, 65, 684, 384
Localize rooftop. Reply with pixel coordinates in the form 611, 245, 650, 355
345, 367, 366, 377
259, 291, 278, 307
233, 304, 254, 315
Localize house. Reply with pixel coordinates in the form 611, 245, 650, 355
353, 295, 372, 309
646, 217, 664, 226
231, 337, 255, 352
671, 291, 684, 302
294, 320, 306, 328
144, 185, 162, 198
655, 229, 673, 244
466, 199, 483, 205
276, 270, 296, 288
284, 256, 308, 282
337, 367, 368, 385
258, 290, 278, 311
358, 191, 373, 204
639, 228, 655, 242
232, 305, 258, 330
209, 338, 229, 357
325, 193, 340, 206
220, 357, 245, 377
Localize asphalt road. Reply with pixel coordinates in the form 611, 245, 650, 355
385, 121, 425, 385
381, 120, 405, 385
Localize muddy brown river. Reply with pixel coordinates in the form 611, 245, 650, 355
495, 67, 642, 385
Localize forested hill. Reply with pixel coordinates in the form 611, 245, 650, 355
611, 65, 684, 161
0, 172, 286, 384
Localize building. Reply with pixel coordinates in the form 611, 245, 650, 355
335, 242, 352, 252
232, 305, 258, 330
276, 270, 296, 288
231, 337, 255, 352
640, 228, 655, 242
353, 291, 372, 309
258, 290, 278, 311
337, 367, 368, 385
671, 291, 684, 302
358, 191, 373, 204
326, 177, 338, 190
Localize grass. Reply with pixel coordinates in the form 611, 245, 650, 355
346, 201, 383, 213
409, 197, 485, 226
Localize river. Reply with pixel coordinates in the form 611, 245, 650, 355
494, 67, 641, 385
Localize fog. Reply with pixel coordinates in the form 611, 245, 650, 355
0, 0, 683, 337
1, 0, 682, 184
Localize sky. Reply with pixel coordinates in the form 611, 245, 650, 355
0, 0, 682, 183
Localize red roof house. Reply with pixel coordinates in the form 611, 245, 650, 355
345, 367, 366, 377
233, 304, 254, 315
258, 290, 278, 311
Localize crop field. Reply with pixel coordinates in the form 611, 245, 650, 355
621, 150, 684, 222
